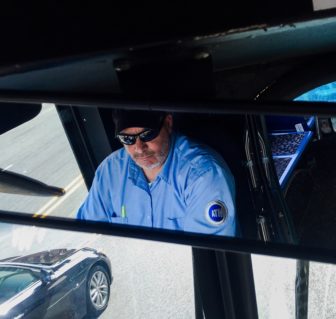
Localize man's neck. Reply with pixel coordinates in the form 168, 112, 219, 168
143, 166, 162, 182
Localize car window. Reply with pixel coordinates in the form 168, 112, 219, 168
308, 260, 336, 318
0, 268, 38, 302
295, 81, 336, 102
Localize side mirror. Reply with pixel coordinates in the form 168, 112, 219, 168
0, 103, 41, 135
0, 103, 64, 196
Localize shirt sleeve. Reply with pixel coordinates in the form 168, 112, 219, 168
184, 163, 236, 236
76, 163, 113, 223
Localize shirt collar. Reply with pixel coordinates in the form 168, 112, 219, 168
157, 132, 176, 184
128, 155, 148, 189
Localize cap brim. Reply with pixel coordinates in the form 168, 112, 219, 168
113, 110, 165, 135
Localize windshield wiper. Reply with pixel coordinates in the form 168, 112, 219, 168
0, 169, 65, 196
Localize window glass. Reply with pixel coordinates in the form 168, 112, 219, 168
252, 254, 296, 318
253, 253, 336, 319
0, 268, 38, 303
0, 103, 87, 218
0, 222, 195, 318
313, 0, 336, 12
295, 81, 336, 102
308, 261, 336, 319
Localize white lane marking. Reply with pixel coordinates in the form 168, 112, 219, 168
64, 175, 83, 191
33, 175, 83, 218
1, 164, 13, 172
41, 178, 84, 218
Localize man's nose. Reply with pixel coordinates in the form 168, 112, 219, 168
134, 137, 146, 151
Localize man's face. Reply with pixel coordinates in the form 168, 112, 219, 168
121, 115, 173, 171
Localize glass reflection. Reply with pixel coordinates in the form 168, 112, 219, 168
10, 99, 336, 248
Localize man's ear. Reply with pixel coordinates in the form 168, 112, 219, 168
164, 114, 173, 134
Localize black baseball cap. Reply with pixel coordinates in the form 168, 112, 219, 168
112, 110, 166, 135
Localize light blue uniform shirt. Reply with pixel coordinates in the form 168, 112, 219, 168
77, 133, 236, 236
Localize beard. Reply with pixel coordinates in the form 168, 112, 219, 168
133, 141, 169, 170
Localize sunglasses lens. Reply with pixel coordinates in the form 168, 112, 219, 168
117, 135, 136, 145
139, 129, 159, 142
117, 128, 160, 145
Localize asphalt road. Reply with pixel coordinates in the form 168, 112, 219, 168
0, 103, 87, 217
1, 104, 336, 318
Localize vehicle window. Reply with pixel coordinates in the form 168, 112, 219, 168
252, 254, 296, 318
0, 268, 38, 302
0, 221, 195, 318
308, 260, 336, 318
253, 253, 336, 319
313, 0, 336, 11
295, 81, 336, 103
0, 103, 88, 217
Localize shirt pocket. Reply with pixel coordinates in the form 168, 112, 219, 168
166, 210, 185, 230
167, 206, 186, 220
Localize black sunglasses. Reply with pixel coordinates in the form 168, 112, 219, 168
116, 128, 161, 145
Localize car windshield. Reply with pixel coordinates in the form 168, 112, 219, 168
0, 267, 38, 303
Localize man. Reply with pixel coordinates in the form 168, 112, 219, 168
77, 110, 236, 236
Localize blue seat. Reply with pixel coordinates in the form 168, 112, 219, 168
265, 115, 314, 188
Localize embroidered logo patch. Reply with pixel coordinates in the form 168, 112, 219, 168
205, 201, 227, 225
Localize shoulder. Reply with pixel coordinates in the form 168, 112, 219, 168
173, 133, 233, 183
95, 147, 129, 177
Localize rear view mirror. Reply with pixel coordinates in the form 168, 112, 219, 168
0, 170, 65, 196
0, 103, 41, 135
0, 103, 64, 197
2, 101, 336, 264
